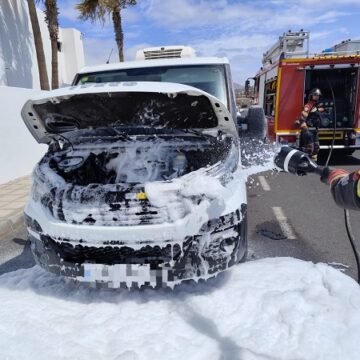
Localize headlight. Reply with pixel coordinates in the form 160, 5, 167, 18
24, 213, 43, 233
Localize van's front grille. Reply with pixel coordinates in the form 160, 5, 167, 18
42, 235, 183, 265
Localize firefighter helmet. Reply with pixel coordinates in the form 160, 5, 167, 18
309, 88, 322, 97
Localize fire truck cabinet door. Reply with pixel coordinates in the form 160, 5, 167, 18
277, 64, 304, 131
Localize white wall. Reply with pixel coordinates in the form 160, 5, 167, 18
60, 28, 85, 85
0, 0, 84, 89
0, 0, 38, 88
0, 86, 47, 184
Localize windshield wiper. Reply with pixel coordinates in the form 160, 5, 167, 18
112, 127, 132, 140
176, 129, 207, 137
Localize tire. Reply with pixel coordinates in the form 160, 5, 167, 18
343, 149, 356, 156
329, 149, 356, 156
246, 106, 267, 139
237, 210, 248, 263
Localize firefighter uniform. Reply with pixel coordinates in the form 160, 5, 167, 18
322, 168, 360, 210
297, 89, 324, 160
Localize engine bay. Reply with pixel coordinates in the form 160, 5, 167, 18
46, 134, 234, 186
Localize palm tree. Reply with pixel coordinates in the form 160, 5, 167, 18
43, 0, 60, 89
76, 0, 137, 62
27, 0, 50, 90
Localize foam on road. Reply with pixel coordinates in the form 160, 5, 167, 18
1, 258, 360, 359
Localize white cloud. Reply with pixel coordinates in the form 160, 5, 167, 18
311, 31, 334, 40
122, 6, 141, 24
299, 0, 360, 5
83, 37, 152, 66
58, 0, 360, 82
83, 37, 117, 66
339, 27, 350, 34
188, 33, 276, 82
57, 0, 79, 22
139, 0, 355, 35
143, 0, 268, 30
128, 0, 358, 82
58, 0, 139, 31
191, 34, 274, 57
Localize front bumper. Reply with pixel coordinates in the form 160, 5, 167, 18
27, 205, 247, 288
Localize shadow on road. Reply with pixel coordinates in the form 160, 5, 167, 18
317, 151, 360, 166
0, 239, 35, 276
251, 220, 334, 269
176, 301, 243, 360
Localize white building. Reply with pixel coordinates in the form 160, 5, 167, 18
0, 0, 85, 89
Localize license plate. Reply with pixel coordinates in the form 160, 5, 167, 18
79, 263, 169, 288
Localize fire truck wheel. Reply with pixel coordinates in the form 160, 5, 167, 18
328, 149, 355, 157
343, 149, 355, 156
246, 106, 267, 140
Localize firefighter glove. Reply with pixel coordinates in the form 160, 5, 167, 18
320, 167, 349, 186
329, 170, 360, 210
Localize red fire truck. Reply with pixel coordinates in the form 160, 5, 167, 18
253, 31, 360, 153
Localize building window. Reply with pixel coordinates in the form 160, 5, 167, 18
57, 41, 62, 52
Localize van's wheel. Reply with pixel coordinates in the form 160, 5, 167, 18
237, 210, 248, 264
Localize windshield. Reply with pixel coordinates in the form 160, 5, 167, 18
75, 64, 228, 107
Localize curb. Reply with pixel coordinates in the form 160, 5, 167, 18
0, 211, 25, 238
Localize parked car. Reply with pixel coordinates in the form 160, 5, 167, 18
22, 82, 248, 288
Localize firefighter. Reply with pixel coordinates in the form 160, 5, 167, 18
295, 88, 325, 161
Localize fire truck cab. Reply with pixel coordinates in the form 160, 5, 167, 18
254, 31, 360, 153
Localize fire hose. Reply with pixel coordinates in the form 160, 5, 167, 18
274, 146, 360, 284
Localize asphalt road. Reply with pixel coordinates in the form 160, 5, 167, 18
247, 150, 360, 280
2, 150, 360, 281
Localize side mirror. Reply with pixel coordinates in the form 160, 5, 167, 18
237, 109, 249, 132
238, 106, 267, 140
237, 113, 248, 131
245, 80, 250, 93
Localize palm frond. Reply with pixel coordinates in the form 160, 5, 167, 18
76, 0, 107, 22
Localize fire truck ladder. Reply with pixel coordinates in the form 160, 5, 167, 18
262, 30, 310, 65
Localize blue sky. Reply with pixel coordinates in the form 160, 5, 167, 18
49, 0, 360, 83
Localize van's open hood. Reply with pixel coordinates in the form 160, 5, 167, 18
21, 82, 237, 144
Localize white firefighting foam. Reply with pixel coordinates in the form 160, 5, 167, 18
25, 136, 277, 288
30, 135, 245, 237
1, 257, 360, 359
